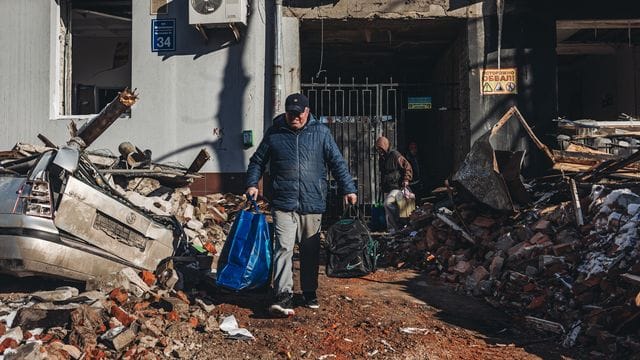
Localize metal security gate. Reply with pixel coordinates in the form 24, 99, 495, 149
301, 80, 398, 221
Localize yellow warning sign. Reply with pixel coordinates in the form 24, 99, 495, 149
481, 68, 517, 95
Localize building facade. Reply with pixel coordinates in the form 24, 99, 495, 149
1, 0, 638, 197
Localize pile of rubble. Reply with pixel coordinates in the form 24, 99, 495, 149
383, 107, 640, 357
0, 89, 270, 357
0, 266, 259, 359
0, 89, 269, 283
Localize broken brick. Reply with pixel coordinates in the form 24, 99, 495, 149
109, 288, 128, 305
452, 260, 472, 275
472, 216, 495, 228
0, 338, 19, 352
527, 295, 546, 310
110, 306, 135, 327
471, 266, 489, 283
188, 317, 198, 328
141, 271, 157, 287
489, 256, 504, 278
166, 311, 179, 322
444, 273, 459, 283
529, 232, 550, 245
175, 291, 190, 305
108, 317, 123, 329
133, 301, 151, 312
531, 219, 551, 232
552, 243, 573, 256
203, 241, 217, 255
425, 226, 438, 250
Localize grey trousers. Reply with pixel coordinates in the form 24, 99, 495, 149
272, 210, 322, 295
383, 189, 403, 232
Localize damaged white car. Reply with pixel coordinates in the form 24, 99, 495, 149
0, 89, 206, 281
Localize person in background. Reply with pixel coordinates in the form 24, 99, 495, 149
375, 136, 413, 234
246, 93, 357, 317
404, 141, 423, 200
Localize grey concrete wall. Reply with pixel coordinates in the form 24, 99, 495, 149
282, 17, 301, 97
0, 0, 70, 148
0, 0, 269, 175
122, 0, 267, 173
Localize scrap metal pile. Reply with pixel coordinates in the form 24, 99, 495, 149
0, 89, 251, 280
382, 107, 640, 357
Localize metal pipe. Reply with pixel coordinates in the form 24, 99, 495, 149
273, 0, 284, 117
75, 88, 137, 149
187, 148, 212, 173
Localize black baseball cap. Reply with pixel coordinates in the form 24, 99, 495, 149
285, 93, 309, 113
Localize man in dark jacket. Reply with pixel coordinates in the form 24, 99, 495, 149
375, 136, 413, 234
246, 93, 357, 317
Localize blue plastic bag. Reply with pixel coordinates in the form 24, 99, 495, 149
216, 201, 272, 290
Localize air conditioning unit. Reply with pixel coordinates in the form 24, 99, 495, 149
189, 0, 248, 27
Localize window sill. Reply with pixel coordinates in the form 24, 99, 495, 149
51, 114, 131, 121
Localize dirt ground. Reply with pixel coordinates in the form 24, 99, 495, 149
0, 263, 583, 359
191, 263, 579, 360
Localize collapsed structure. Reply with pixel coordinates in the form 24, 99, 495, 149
0, 89, 262, 286
383, 107, 640, 357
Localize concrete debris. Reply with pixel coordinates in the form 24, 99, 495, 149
0, 89, 261, 286
4, 342, 47, 360
31, 287, 79, 302
380, 109, 640, 357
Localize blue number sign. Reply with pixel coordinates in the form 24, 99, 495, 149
152, 19, 176, 52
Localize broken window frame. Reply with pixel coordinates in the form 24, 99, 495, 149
51, 0, 132, 120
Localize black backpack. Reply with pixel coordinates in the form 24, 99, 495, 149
325, 208, 378, 278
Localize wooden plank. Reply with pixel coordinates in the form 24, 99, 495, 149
557, 19, 640, 30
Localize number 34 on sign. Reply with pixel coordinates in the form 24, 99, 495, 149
481, 68, 517, 95
152, 19, 176, 52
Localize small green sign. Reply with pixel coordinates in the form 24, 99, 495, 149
408, 96, 432, 110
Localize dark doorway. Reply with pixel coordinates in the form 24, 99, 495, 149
300, 18, 469, 214
403, 109, 455, 193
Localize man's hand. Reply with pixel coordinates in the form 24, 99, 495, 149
246, 186, 259, 200
344, 193, 357, 205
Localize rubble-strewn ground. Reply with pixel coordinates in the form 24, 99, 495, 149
0, 260, 578, 359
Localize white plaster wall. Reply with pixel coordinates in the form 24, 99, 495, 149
0, 0, 269, 174
0, 0, 70, 148
282, 16, 301, 96
100, 0, 268, 173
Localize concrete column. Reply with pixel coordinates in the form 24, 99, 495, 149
282, 17, 301, 97
467, 0, 557, 175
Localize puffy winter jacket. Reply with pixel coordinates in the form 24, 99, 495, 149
246, 114, 356, 214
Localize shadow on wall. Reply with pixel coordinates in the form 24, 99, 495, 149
150, 0, 251, 194
213, 35, 250, 180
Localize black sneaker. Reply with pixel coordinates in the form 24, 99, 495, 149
269, 292, 295, 317
303, 292, 319, 309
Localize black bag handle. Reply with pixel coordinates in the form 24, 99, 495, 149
341, 204, 360, 219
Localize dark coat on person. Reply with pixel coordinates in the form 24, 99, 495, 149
246, 114, 356, 214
